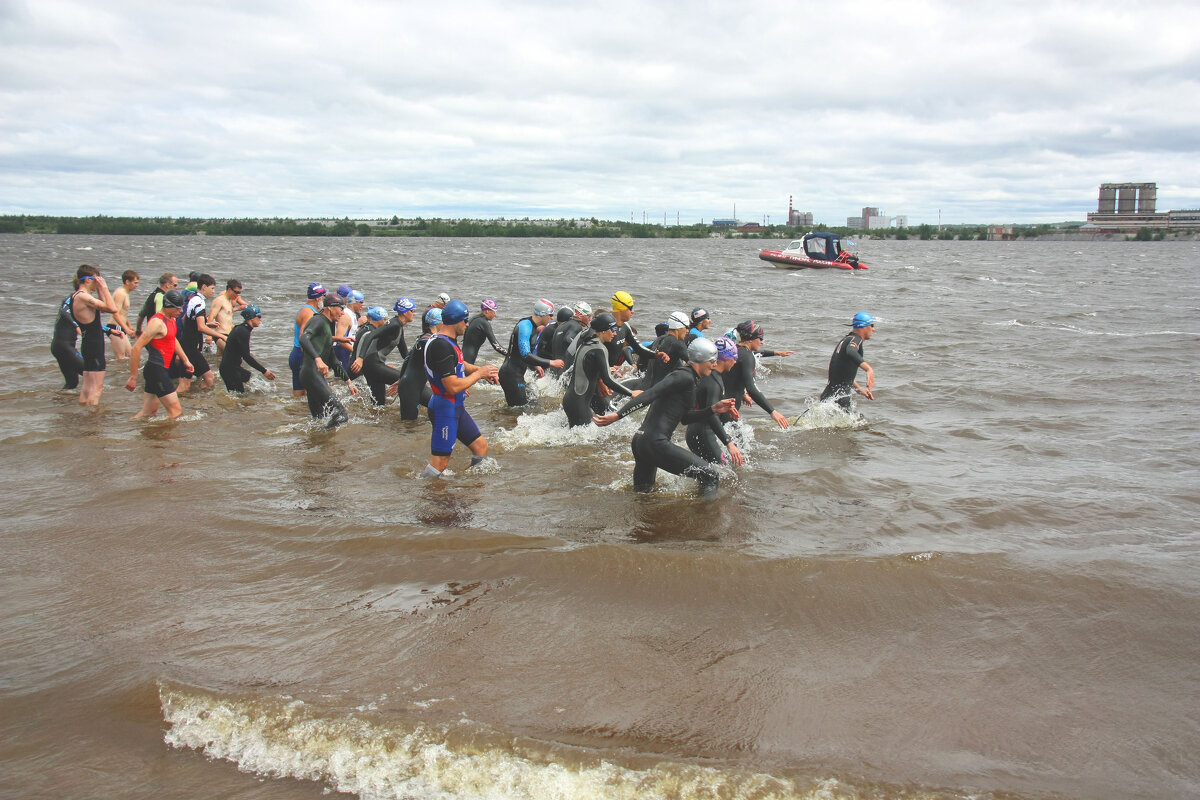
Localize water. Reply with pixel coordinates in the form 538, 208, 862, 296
2, 235, 1198, 800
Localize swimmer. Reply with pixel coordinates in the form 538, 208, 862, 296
553, 301, 591, 371
607, 291, 657, 368
460, 298, 507, 365
298, 295, 357, 428
125, 289, 192, 419
422, 299, 499, 477
50, 286, 84, 390
175, 274, 225, 394
685, 307, 711, 345
685, 336, 744, 466
594, 336, 737, 499
562, 311, 637, 427
219, 305, 275, 393
69, 265, 118, 407
536, 306, 573, 377
351, 306, 403, 406
396, 307, 440, 420
109, 270, 139, 359
497, 298, 564, 406
333, 289, 365, 374
290, 283, 326, 398
209, 279, 245, 353
820, 311, 877, 410
721, 320, 790, 429
633, 310, 689, 391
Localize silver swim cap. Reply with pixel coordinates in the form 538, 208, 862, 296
688, 337, 718, 363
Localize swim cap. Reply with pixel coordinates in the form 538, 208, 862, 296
241, 305, 262, 321
481, 298, 498, 312
735, 320, 763, 341
367, 306, 387, 321
442, 299, 469, 324
336, 284, 352, 298
161, 289, 184, 309
590, 311, 618, 332
394, 297, 416, 313
691, 307, 710, 324
654, 321, 669, 338
323, 295, 345, 308
611, 291, 634, 311
714, 336, 738, 361
435, 292, 450, 305
573, 301, 592, 317
532, 298, 554, 317
688, 337, 718, 363
667, 311, 690, 330
307, 282, 326, 299
425, 307, 443, 326
851, 311, 876, 329
556, 306, 573, 323
349, 290, 364, 304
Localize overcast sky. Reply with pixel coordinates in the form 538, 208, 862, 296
2, 0, 1198, 225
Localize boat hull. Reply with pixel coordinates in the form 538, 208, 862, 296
759, 251, 867, 270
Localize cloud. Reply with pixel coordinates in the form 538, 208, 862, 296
1, 0, 1198, 223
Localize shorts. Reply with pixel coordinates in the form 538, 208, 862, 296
144, 362, 177, 398
289, 346, 304, 391
428, 394, 481, 457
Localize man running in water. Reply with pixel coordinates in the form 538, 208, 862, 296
351, 306, 404, 405
126, 289, 192, 419
422, 299, 500, 477
562, 311, 638, 427
460, 298, 507, 365
69, 265, 118, 407
607, 290, 656, 368
536, 306, 573, 377
497, 298, 564, 406
210, 279, 246, 353
290, 283, 326, 398
176, 274, 225, 394
633, 310, 689, 390
109, 270, 139, 360
553, 301, 591, 370
334, 289, 365, 374
50, 282, 84, 391
298, 294, 358, 428
135, 273, 177, 336
397, 307, 440, 420
219, 305, 275, 392
686, 336, 744, 467
721, 320, 790, 430
595, 337, 736, 498
820, 311, 877, 410
685, 307, 711, 345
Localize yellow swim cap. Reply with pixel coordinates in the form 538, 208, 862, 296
612, 291, 634, 311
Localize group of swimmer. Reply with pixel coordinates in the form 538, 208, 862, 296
53, 265, 878, 497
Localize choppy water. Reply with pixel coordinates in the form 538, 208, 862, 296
2, 234, 1198, 800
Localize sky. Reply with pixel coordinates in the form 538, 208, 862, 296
2, 0, 1199, 226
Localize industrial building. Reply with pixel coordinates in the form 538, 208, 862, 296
846, 207, 905, 230
1084, 183, 1200, 230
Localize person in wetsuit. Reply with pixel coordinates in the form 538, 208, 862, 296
685, 307, 712, 345
422, 299, 500, 477
69, 265, 119, 407
126, 289, 192, 419
632, 310, 690, 391
686, 336, 744, 467
290, 283, 326, 398
51, 289, 84, 391
820, 311, 877, 410
562, 311, 637, 427
396, 307, 440, 420
135, 273, 177, 336
595, 336, 736, 498
176, 274, 226, 394
607, 290, 657, 368
497, 298, 563, 406
720, 320, 790, 430
219, 305, 275, 393
351, 306, 405, 405
298, 294, 357, 428
553, 301, 591, 371
460, 298, 507, 365
536, 306, 572, 377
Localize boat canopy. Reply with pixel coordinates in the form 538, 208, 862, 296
801, 232, 846, 262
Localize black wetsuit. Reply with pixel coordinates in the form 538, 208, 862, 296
610, 366, 720, 497
634, 332, 688, 391
498, 317, 554, 406
720, 345, 776, 422
606, 321, 656, 368
298, 312, 351, 427
461, 314, 506, 364
820, 332, 865, 410
51, 296, 83, 389
218, 321, 268, 392
552, 319, 583, 366
535, 320, 562, 377
396, 334, 434, 420
562, 332, 633, 427
177, 295, 210, 379
353, 320, 405, 406
686, 371, 733, 464
136, 288, 164, 333
72, 292, 106, 373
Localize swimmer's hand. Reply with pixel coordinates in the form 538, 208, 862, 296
857, 386, 874, 400
124, 376, 137, 392
592, 412, 619, 427
656, 350, 670, 363
315, 358, 329, 377
263, 370, 276, 381
742, 392, 753, 407
183, 359, 194, 375
727, 441, 744, 467
350, 357, 363, 375
548, 359, 564, 370
386, 381, 399, 396
770, 410, 790, 429
712, 398, 737, 415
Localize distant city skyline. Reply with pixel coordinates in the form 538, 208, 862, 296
2, 1, 1198, 226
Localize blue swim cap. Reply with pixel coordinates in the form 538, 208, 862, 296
307, 282, 326, 299
241, 304, 262, 321
367, 306, 387, 321
349, 290, 364, 304
336, 284, 352, 298
442, 299, 470, 324
425, 307, 443, 326
394, 297, 416, 313
851, 311, 876, 329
